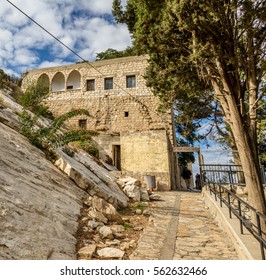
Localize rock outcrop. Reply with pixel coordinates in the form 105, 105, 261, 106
0, 92, 129, 260
0, 121, 85, 259
0, 91, 153, 260
55, 149, 128, 208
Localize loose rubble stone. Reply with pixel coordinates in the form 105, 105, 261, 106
88, 210, 108, 224
99, 226, 113, 239
110, 225, 125, 233
133, 227, 143, 231
140, 188, 150, 201
97, 247, 125, 259
135, 209, 142, 215
91, 196, 123, 224
78, 245, 97, 259
87, 220, 101, 229
55, 149, 128, 209
125, 178, 142, 187
149, 194, 161, 201
123, 185, 141, 201
106, 239, 121, 246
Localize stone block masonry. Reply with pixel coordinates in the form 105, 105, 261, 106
22, 55, 178, 190
22, 56, 172, 134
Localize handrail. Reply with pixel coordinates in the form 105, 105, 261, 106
206, 182, 266, 260
200, 164, 245, 186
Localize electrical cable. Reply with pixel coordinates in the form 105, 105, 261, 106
6, 0, 168, 127
6, 0, 85, 62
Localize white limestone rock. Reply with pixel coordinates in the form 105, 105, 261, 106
149, 194, 161, 201
123, 185, 141, 202
139, 187, 150, 201
110, 225, 125, 233
99, 226, 113, 239
87, 220, 101, 229
91, 196, 123, 224
106, 239, 121, 246
125, 178, 141, 187
78, 245, 96, 259
55, 149, 128, 209
0, 121, 85, 260
97, 247, 125, 259
88, 210, 108, 224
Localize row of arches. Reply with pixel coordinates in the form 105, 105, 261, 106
37, 70, 81, 92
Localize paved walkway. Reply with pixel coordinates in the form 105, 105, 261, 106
130, 191, 239, 260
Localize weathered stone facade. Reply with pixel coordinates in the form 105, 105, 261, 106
22, 55, 178, 190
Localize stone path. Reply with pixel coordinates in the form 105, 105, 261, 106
130, 191, 239, 260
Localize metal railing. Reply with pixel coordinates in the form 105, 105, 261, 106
206, 182, 266, 260
200, 164, 245, 186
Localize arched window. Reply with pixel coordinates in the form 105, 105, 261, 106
37, 73, 49, 91
66, 70, 81, 90
51, 72, 65, 92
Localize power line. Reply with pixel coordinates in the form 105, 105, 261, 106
6, 0, 85, 62
6, 0, 158, 124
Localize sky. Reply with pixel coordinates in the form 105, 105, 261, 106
1, 0, 131, 76
0, 0, 234, 166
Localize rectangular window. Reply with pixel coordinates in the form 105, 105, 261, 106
126, 75, 136, 88
86, 79, 95, 91
78, 119, 87, 130
104, 77, 113, 90
67, 85, 73, 90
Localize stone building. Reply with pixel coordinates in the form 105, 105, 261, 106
22, 55, 179, 190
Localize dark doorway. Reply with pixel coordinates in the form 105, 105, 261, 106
113, 145, 121, 171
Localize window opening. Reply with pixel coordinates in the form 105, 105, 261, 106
104, 77, 113, 90
78, 119, 87, 130
126, 75, 136, 88
124, 112, 129, 117
86, 79, 95, 91
67, 85, 73, 90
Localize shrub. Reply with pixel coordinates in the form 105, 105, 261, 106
62, 146, 75, 157
19, 109, 98, 162
78, 141, 99, 158
19, 82, 53, 118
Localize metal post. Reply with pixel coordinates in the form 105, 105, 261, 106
238, 200, 244, 234
228, 192, 232, 219
219, 184, 222, 207
256, 212, 265, 260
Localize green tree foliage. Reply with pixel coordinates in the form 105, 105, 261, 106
258, 98, 266, 166
0, 69, 22, 100
95, 47, 135, 61
113, 0, 266, 212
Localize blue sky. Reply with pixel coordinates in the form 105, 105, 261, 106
1, 0, 234, 165
1, 0, 130, 76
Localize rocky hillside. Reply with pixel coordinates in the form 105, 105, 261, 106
0, 90, 155, 260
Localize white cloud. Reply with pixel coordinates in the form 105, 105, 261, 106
38, 59, 73, 69
79, 0, 113, 14
11, 49, 39, 65
1, 0, 131, 76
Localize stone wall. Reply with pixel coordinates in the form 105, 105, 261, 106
22, 55, 172, 135
22, 56, 178, 190
120, 130, 171, 190
43, 95, 166, 133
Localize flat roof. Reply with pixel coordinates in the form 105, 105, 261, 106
24, 55, 149, 74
